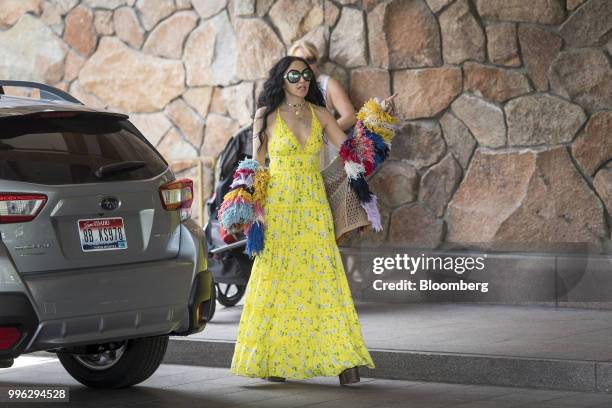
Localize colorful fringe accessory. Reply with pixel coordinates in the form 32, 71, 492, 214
217, 158, 270, 258
339, 98, 400, 232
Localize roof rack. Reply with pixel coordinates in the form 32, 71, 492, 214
0, 80, 83, 105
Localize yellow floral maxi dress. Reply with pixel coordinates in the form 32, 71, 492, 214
230, 102, 376, 379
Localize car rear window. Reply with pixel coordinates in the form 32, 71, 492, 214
0, 114, 168, 185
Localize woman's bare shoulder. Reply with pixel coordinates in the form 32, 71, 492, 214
327, 76, 341, 87
312, 104, 333, 122
312, 104, 330, 115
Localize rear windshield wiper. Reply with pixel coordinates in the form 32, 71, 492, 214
95, 161, 146, 178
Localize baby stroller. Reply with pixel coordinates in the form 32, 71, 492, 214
204, 124, 268, 319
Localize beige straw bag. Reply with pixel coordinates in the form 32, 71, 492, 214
321, 155, 371, 243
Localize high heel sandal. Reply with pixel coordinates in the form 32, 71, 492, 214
265, 376, 286, 382
338, 366, 360, 385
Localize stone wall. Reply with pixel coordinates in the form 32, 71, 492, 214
0, 0, 611, 253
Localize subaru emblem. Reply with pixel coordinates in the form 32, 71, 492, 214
100, 196, 120, 211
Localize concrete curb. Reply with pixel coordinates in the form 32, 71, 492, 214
164, 338, 612, 393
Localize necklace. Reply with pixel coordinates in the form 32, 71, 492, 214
285, 99, 306, 116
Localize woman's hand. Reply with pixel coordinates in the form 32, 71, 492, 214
381, 93, 398, 114
375, 93, 398, 114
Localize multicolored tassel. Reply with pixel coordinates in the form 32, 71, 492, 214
339, 98, 400, 232
217, 158, 269, 258
245, 220, 265, 257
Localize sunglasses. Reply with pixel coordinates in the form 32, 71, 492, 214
283, 68, 313, 83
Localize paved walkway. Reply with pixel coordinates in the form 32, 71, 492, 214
2, 355, 612, 408
201, 300, 612, 362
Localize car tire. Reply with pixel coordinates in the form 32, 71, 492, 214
57, 335, 168, 389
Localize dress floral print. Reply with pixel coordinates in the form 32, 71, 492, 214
230, 102, 375, 379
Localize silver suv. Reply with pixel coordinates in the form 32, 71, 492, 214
0, 81, 214, 388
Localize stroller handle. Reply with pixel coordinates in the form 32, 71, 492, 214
209, 239, 247, 255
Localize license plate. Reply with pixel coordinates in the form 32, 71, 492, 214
78, 217, 128, 252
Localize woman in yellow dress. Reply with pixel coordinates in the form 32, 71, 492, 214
218, 56, 398, 385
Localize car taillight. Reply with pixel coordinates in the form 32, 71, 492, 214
0, 193, 47, 224
159, 179, 193, 220
0, 327, 21, 350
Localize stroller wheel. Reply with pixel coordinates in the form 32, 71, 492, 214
215, 283, 247, 307
207, 282, 217, 321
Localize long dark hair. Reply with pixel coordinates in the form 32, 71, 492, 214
254, 56, 326, 153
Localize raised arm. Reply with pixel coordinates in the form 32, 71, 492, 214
320, 95, 400, 232
319, 93, 398, 151
326, 77, 356, 131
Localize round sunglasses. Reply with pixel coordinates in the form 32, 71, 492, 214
283, 68, 313, 84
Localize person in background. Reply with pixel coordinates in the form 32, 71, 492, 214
288, 40, 356, 170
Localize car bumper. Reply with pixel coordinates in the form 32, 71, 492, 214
0, 221, 212, 357
0, 292, 38, 359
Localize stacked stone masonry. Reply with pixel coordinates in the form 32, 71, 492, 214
0, 0, 610, 253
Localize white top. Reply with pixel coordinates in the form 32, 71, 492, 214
317, 74, 331, 110
315, 73, 338, 170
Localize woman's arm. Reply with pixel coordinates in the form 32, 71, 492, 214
217, 106, 271, 257
326, 77, 356, 131
318, 107, 350, 148
318, 92, 398, 149
318, 95, 400, 232
252, 107, 268, 165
